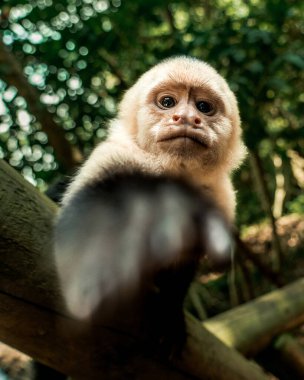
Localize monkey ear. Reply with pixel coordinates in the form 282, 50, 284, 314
117, 84, 141, 135
229, 140, 247, 171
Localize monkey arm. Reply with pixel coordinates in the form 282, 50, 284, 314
61, 139, 152, 204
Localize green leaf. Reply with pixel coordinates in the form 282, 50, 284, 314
283, 53, 304, 69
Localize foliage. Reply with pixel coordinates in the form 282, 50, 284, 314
0, 0, 303, 225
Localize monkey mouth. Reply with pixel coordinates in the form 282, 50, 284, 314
157, 128, 209, 148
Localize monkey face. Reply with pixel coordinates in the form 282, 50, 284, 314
119, 57, 245, 170
139, 83, 231, 164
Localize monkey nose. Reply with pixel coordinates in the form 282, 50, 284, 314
172, 114, 201, 127
193, 117, 201, 126
172, 115, 182, 123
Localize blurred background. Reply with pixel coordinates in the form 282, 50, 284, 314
0, 0, 303, 229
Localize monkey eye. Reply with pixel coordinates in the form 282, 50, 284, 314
196, 101, 215, 115
159, 96, 176, 109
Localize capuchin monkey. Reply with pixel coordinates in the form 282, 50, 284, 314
55, 56, 246, 326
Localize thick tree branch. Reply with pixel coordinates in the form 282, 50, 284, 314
204, 277, 304, 356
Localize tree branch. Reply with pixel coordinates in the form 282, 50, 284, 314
0, 38, 82, 171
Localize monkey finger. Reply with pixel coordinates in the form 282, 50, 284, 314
200, 209, 233, 267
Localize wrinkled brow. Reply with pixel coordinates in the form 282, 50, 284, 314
147, 78, 225, 104
149, 80, 187, 95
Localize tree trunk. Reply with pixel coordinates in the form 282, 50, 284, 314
249, 150, 283, 270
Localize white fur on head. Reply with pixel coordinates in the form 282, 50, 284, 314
117, 56, 246, 172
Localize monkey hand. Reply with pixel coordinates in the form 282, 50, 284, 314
54, 172, 232, 321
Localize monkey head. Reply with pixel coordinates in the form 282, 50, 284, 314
118, 56, 246, 172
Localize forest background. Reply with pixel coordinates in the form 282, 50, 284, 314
0, 0, 303, 229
